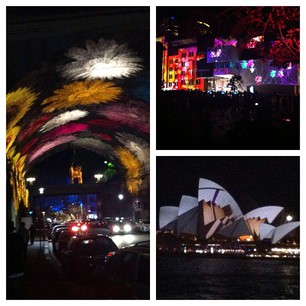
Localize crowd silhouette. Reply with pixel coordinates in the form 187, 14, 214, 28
157, 90, 299, 150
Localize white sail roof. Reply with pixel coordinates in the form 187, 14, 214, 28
259, 223, 275, 240
177, 195, 199, 236
159, 206, 179, 229
218, 218, 252, 238
272, 221, 300, 244
244, 206, 284, 223
198, 178, 243, 219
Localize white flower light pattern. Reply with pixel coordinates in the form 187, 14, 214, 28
40, 109, 89, 132
60, 39, 143, 81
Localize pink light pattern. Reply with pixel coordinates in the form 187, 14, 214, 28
29, 135, 77, 163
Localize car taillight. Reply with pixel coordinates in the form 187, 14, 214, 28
106, 251, 116, 259
71, 225, 79, 232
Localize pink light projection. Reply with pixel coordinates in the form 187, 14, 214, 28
99, 102, 149, 133
41, 123, 89, 142
17, 114, 52, 143
28, 135, 77, 163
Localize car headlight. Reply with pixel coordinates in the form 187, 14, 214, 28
123, 224, 132, 233
112, 225, 121, 233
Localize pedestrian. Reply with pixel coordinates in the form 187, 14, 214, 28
18, 222, 30, 258
29, 223, 36, 245
7, 220, 25, 298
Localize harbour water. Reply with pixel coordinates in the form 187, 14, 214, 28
157, 254, 300, 299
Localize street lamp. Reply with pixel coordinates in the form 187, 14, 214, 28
94, 174, 103, 183
286, 215, 293, 222
26, 177, 36, 185
39, 187, 44, 194
118, 194, 124, 200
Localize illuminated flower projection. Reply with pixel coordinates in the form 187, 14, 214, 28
42, 80, 122, 112
71, 137, 114, 156
7, 36, 149, 219
159, 178, 300, 244
7, 87, 39, 130
28, 135, 78, 163
40, 110, 89, 132
115, 147, 143, 195
59, 39, 143, 81
115, 132, 150, 173
99, 100, 149, 133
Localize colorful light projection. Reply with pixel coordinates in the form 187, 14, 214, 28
115, 147, 143, 195
59, 39, 143, 81
99, 101, 150, 133
42, 80, 122, 112
207, 45, 240, 63
239, 59, 298, 87
7, 37, 149, 216
40, 110, 89, 132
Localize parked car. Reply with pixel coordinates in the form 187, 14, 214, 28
60, 233, 119, 276
102, 241, 150, 299
53, 229, 75, 257
51, 227, 70, 254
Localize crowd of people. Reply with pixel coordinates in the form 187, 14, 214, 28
7, 220, 36, 298
157, 90, 299, 150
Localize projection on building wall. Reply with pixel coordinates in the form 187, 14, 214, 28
207, 45, 240, 63
239, 59, 298, 87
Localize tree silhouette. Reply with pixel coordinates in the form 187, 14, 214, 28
232, 6, 299, 67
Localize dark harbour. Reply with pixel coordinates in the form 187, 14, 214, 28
156, 254, 300, 300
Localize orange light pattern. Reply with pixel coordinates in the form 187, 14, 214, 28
42, 80, 122, 112
115, 147, 143, 195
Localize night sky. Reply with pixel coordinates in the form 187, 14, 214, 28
156, 156, 300, 219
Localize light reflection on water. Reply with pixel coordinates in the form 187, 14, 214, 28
157, 255, 299, 299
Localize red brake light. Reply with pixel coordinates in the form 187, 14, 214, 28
81, 224, 88, 231
106, 251, 116, 258
71, 225, 79, 232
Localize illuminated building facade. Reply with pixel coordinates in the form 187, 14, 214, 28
160, 35, 299, 93
161, 38, 205, 91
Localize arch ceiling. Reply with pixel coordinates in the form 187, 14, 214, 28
7, 37, 149, 211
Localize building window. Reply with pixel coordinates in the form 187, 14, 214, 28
169, 74, 173, 80
175, 59, 178, 63
189, 51, 194, 57
181, 71, 185, 76
175, 74, 178, 79
169, 59, 173, 64
175, 67, 178, 71
182, 52, 186, 58
182, 62, 185, 67
196, 79, 201, 85
169, 67, 173, 71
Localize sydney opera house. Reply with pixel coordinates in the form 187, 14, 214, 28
159, 178, 300, 249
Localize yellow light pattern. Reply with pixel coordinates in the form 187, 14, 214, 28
7, 87, 39, 130
42, 80, 122, 112
115, 147, 143, 195
6, 126, 20, 154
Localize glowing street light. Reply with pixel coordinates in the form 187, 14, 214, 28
94, 174, 103, 182
286, 215, 293, 222
118, 194, 124, 200
39, 187, 44, 194
26, 177, 36, 185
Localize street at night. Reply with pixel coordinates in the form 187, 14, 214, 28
19, 230, 149, 299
